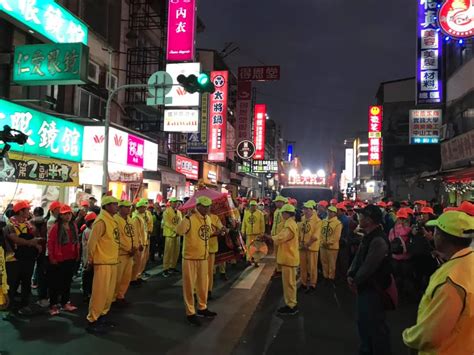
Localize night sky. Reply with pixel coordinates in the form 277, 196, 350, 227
198, 0, 417, 172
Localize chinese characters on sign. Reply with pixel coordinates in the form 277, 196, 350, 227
252, 160, 278, 174
164, 109, 199, 132
13, 43, 88, 85
127, 135, 144, 168
253, 104, 267, 160
439, 0, 474, 39
173, 154, 198, 180
166, 0, 196, 61
288, 173, 326, 186
236, 81, 252, 141
187, 94, 208, 154
417, 0, 443, 104
238, 66, 281, 81
208, 71, 228, 162
409, 109, 442, 144
0, 99, 83, 162
0, 0, 88, 44
441, 129, 474, 170
368, 106, 383, 165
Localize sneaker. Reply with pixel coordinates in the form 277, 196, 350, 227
187, 314, 201, 327
86, 321, 108, 335
61, 302, 78, 312
197, 308, 217, 318
49, 305, 60, 316
277, 305, 299, 316
37, 299, 50, 308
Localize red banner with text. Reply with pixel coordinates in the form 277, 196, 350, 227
208, 71, 228, 162
253, 104, 267, 160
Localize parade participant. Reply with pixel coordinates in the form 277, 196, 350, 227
150, 203, 163, 262
272, 196, 288, 277
138, 198, 153, 277
299, 200, 321, 293
403, 209, 474, 354
317, 200, 329, 220
208, 212, 226, 298
177, 196, 217, 326
241, 200, 265, 267
86, 196, 119, 335
348, 204, 393, 355
162, 198, 182, 277
336, 203, 350, 279
320, 206, 342, 283
131, 200, 147, 284
47, 205, 80, 316
114, 200, 136, 306
75, 200, 89, 232
47, 201, 62, 233
31, 206, 49, 307
330, 198, 338, 207
0, 232, 8, 311
81, 212, 96, 303
272, 204, 300, 315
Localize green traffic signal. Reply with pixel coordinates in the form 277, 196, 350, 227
197, 73, 210, 86
177, 73, 215, 94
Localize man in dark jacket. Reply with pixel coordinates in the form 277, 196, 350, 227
348, 204, 393, 355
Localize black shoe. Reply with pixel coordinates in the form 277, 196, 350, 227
86, 321, 108, 335
187, 314, 202, 327
138, 277, 147, 283
129, 280, 141, 287
98, 317, 118, 328
220, 273, 228, 281
197, 308, 217, 318
162, 270, 170, 278
277, 305, 299, 315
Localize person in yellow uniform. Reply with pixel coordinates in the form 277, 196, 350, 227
320, 206, 342, 284
299, 200, 321, 293
403, 209, 474, 355
272, 204, 300, 315
130, 200, 147, 285
0, 240, 8, 311
86, 196, 119, 335
176, 196, 217, 327
208, 213, 227, 298
113, 200, 136, 306
163, 197, 183, 277
241, 200, 265, 267
272, 195, 288, 277
139, 198, 154, 277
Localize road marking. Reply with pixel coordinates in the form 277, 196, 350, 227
231, 265, 264, 289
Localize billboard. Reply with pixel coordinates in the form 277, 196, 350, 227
409, 109, 442, 144
368, 106, 382, 165
166, 0, 196, 61
253, 104, 266, 160
238, 66, 280, 81
186, 93, 208, 154
165, 62, 201, 107
164, 109, 199, 133
252, 160, 278, 174
439, 0, 474, 39
172, 154, 199, 180
208, 71, 228, 162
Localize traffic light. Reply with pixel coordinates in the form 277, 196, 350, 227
177, 73, 215, 94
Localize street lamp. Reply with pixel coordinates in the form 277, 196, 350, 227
316, 169, 326, 178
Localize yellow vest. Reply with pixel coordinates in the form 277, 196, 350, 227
163, 207, 182, 238
272, 208, 284, 236
88, 210, 119, 265
321, 217, 342, 250
276, 217, 300, 267
178, 211, 212, 260
209, 214, 224, 254
241, 209, 265, 236
144, 210, 153, 234
114, 214, 136, 256
132, 212, 147, 246
407, 248, 474, 355
299, 212, 322, 252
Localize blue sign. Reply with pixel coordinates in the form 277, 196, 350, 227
287, 144, 293, 162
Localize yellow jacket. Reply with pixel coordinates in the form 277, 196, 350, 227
403, 248, 474, 355
272, 217, 299, 267
132, 212, 146, 247
209, 214, 224, 254
271, 208, 284, 236
241, 209, 265, 236
321, 217, 342, 250
88, 210, 120, 265
144, 210, 154, 235
114, 214, 136, 256
0, 246, 8, 302
177, 210, 211, 260
299, 212, 322, 252
163, 207, 182, 238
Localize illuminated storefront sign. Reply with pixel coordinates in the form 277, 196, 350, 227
439, 0, 474, 39
208, 71, 228, 162
409, 109, 442, 144
368, 106, 382, 165
0, 0, 88, 44
252, 160, 278, 174
187, 93, 208, 154
238, 66, 281, 81
253, 104, 266, 160
164, 109, 199, 133
165, 62, 201, 107
166, 0, 196, 61
417, 0, 443, 104
288, 173, 325, 186
172, 154, 198, 180
0, 99, 83, 162
13, 43, 88, 85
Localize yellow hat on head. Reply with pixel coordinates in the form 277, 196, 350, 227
101, 196, 118, 207
196, 196, 212, 207
273, 195, 288, 203
328, 206, 338, 213
136, 199, 148, 208
280, 204, 296, 213
119, 200, 132, 207
303, 200, 317, 209
169, 197, 179, 203
426, 211, 474, 238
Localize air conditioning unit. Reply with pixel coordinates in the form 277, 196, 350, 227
106, 72, 118, 91
88, 61, 100, 84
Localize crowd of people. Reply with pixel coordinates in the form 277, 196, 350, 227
0, 192, 473, 354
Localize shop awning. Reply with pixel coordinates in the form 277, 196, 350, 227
156, 165, 186, 186
441, 166, 474, 182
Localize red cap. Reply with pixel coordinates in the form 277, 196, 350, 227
400, 207, 414, 215
420, 207, 434, 215
415, 200, 427, 206
401, 200, 410, 206
336, 203, 347, 211
59, 205, 72, 214
330, 199, 338, 204
396, 210, 409, 219
387, 201, 393, 207
80, 200, 89, 207
84, 212, 97, 222
13, 200, 31, 213
377, 201, 387, 208
444, 201, 474, 216
318, 200, 329, 207
49, 201, 62, 211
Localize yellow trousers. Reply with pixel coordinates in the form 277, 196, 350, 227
182, 259, 208, 316
115, 254, 133, 300
163, 237, 180, 270
274, 245, 281, 272
131, 249, 143, 281
281, 265, 297, 308
208, 253, 216, 292
87, 264, 118, 322
300, 250, 319, 287
320, 248, 338, 280
246, 234, 258, 261
140, 244, 150, 275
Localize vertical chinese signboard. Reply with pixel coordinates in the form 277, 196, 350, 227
166, 0, 196, 62
253, 104, 267, 160
187, 93, 208, 154
236, 81, 252, 141
208, 71, 228, 162
417, 0, 443, 105
409, 109, 442, 144
368, 106, 382, 165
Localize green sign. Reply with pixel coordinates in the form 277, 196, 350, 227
13, 43, 89, 85
0, 0, 88, 44
0, 99, 83, 162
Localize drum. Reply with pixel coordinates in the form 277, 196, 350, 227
248, 239, 269, 262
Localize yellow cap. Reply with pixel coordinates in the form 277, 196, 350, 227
169, 197, 179, 203
249, 200, 258, 206
303, 200, 317, 209
101, 196, 118, 206
328, 206, 338, 213
136, 199, 148, 208
273, 195, 288, 203
119, 200, 132, 207
426, 211, 474, 238
280, 204, 296, 213
196, 196, 212, 207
